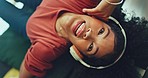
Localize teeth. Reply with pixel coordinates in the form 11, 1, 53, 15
76, 23, 85, 36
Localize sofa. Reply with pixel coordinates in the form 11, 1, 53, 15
0, 0, 147, 78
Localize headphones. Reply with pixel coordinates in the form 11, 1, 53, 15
70, 16, 127, 69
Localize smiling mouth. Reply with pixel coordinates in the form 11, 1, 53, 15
72, 21, 86, 36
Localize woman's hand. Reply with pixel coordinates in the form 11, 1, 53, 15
82, 0, 121, 20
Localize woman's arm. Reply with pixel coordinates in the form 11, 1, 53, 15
19, 60, 34, 78
83, 0, 122, 20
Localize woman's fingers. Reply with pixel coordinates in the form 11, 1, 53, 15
82, 8, 101, 15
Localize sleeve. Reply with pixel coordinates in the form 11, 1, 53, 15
24, 42, 59, 77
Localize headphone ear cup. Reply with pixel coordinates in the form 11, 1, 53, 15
70, 45, 83, 61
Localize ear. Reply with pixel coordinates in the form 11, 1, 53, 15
70, 45, 83, 61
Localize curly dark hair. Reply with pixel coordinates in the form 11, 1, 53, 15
113, 7, 148, 69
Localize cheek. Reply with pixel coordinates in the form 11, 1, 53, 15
62, 27, 74, 40
71, 39, 90, 53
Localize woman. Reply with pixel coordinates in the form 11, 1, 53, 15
74, 8, 148, 78
20, 0, 145, 78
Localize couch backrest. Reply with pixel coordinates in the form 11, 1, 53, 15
15, 0, 42, 10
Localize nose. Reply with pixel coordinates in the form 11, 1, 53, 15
83, 28, 92, 39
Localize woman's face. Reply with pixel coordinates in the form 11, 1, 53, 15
56, 12, 115, 58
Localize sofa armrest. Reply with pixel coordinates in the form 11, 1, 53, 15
0, 0, 35, 38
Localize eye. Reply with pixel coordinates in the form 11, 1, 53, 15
98, 28, 105, 35
87, 42, 93, 51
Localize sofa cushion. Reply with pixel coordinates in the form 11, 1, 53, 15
0, 28, 30, 69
